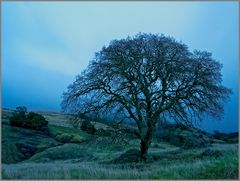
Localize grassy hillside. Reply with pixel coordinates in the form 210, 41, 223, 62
1, 109, 239, 179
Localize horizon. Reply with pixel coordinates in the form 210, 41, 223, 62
1, 107, 238, 134
2, 2, 239, 133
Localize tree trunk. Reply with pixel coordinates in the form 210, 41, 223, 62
140, 125, 154, 161
140, 139, 151, 161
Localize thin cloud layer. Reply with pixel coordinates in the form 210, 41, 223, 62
2, 2, 238, 132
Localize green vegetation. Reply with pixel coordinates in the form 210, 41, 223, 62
49, 124, 89, 137
154, 123, 212, 148
212, 131, 238, 143
55, 133, 73, 143
54, 133, 86, 143
9, 107, 48, 131
1, 109, 239, 179
2, 145, 238, 179
26, 144, 95, 163
2, 125, 60, 164
70, 134, 86, 143
80, 120, 96, 134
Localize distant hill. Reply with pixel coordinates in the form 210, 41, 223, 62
212, 131, 238, 143
154, 123, 238, 148
2, 108, 238, 146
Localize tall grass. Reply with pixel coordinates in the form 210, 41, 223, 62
2, 162, 149, 179
2, 146, 238, 179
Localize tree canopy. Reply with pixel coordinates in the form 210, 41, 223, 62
62, 33, 231, 160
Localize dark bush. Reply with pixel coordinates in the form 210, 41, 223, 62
80, 120, 96, 134
9, 107, 48, 131
16, 106, 27, 118
26, 112, 48, 130
9, 114, 24, 127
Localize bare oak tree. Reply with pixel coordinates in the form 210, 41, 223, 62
61, 33, 231, 160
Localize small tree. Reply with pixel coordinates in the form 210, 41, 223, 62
62, 33, 231, 161
15, 106, 27, 118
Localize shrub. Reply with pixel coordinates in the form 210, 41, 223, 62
70, 135, 86, 143
55, 133, 86, 143
16, 106, 27, 118
26, 112, 48, 130
9, 107, 48, 131
80, 120, 96, 134
9, 114, 24, 127
55, 133, 73, 143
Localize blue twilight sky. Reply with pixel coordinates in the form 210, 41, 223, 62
2, 2, 238, 133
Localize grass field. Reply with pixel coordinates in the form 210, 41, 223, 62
1, 109, 239, 179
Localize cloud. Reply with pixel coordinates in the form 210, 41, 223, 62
15, 41, 84, 76
6, 2, 200, 77
3, 2, 238, 132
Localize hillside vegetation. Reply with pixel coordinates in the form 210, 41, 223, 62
1, 108, 239, 179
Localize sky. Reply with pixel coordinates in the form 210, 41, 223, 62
2, 2, 238, 133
